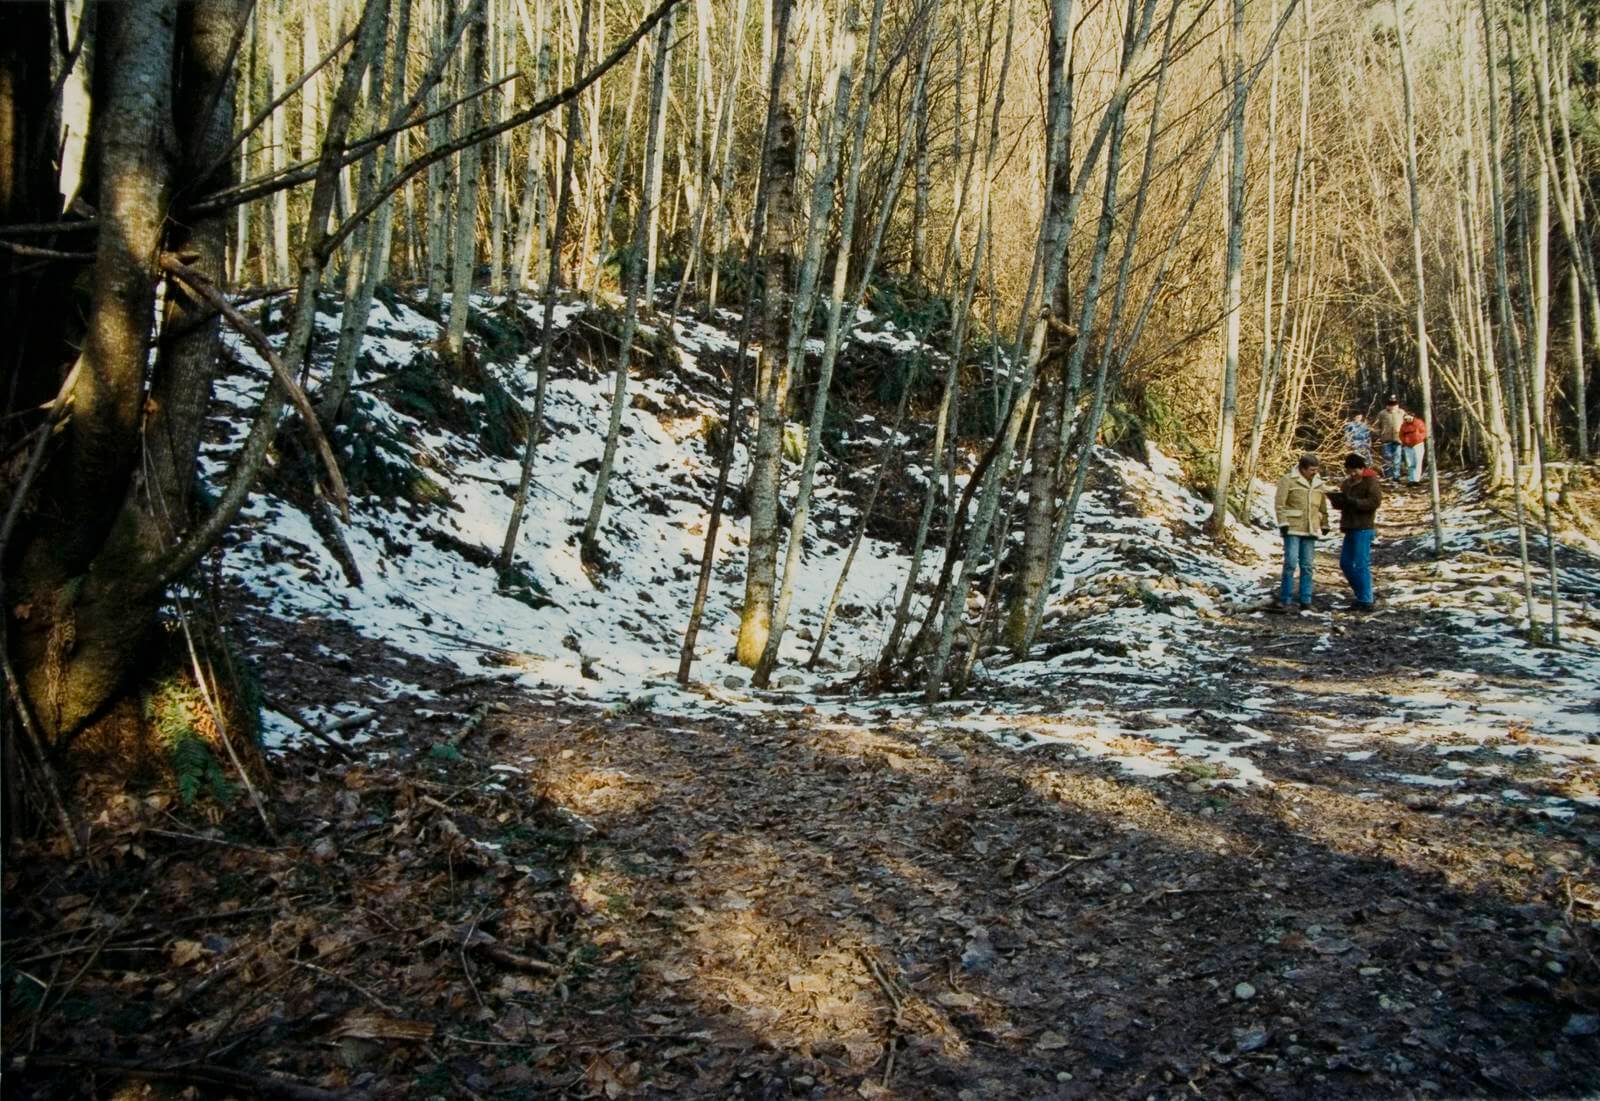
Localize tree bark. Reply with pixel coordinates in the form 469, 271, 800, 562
499, 0, 592, 573
734, 0, 801, 669
579, 1, 673, 559
446, 0, 489, 360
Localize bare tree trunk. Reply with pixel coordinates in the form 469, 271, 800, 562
1395, 0, 1440, 556
1479, 0, 1538, 626
446, 0, 489, 360
267, 0, 292, 283
511, 0, 549, 289
580, 1, 673, 558
488, 0, 510, 293
1242, 0, 1306, 498
816, 0, 942, 670
672, 0, 749, 319
323, 0, 405, 426
586, 42, 644, 300
499, 0, 592, 573
233, 13, 256, 283
752, 0, 881, 686
677, 0, 792, 684
1207, 0, 1247, 537
734, 0, 801, 669
1016, 0, 1176, 661
427, 0, 457, 303
641, 18, 672, 305
910, 109, 929, 285
1008, 0, 1158, 656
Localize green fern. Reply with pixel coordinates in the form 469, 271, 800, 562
144, 676, 234, 807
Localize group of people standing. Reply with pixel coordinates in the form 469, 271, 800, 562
1344, 395, 1429, 483
1268, 393, 1435, 615
1272, 452, 1382, 614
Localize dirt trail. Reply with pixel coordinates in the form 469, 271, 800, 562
457, 476, 1599, 1098
6, 477, 1598, 1101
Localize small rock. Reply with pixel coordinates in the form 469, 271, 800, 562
777, 674, 806, 688
1120, 882, 1134, 894
1186, 781, 1206, 793
1235, 982, 1257, 1001
1547, 960, 1566, 976
722, 675, 744, 689
1055, 1072, 1074, 1082
1359, 967, 1382, 977
961, 932, 996, 975
1234, 1026, 1269, 1054
1563, 1014, 1600, 1037
1034, 1030, 1069, 1052
311, 837, 338, 863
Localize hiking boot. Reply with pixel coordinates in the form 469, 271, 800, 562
1343, 601, 1376, 614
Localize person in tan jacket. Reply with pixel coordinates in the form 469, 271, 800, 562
1374, 395, 1406, 479
1272, 455, 1331, 612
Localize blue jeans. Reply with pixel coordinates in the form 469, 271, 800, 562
1280, 533, 1317, 606
1403, 443, 1424, 482
1381, 441, 1402, 479
1340, 528, 1375, 605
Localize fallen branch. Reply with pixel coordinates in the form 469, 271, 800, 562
440, 673, 515, 696
449, 703, 490, 747
144, 827, 279, 854
1012, 848, 1114, 896
467, 938, 558, 974
159, 254, 349, 517
13, 1055, 359, 1101
324, 709, 379, 735
262, 702, 358, 758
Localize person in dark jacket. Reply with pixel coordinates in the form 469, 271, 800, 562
1327, 453, 1382, 611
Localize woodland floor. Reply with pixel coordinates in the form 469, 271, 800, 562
5, 479, 1600, 1100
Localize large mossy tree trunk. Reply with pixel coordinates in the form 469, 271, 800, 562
2, 0, 368, 778
9, 0, 187, 748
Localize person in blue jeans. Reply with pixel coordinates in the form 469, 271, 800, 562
1327, 453, 1383, 611
1343, 412, 1372, 462
1375, 396, 1406, 479
1272, 455, 1330, 612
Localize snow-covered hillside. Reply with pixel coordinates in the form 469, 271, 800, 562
204, 289, 1600, 819
209, 291, 1252, 707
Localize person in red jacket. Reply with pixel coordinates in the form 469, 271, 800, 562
1399, 413, 1428, 484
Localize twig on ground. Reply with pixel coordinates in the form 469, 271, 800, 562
41, 889, 149, 1034
449, 702, 490, 747
441, 674, 514, 696
467, 938, 559, 974
460, 910, 488, 1010
26, 959, 63, 1053
261, 700, 363, 758
292, 960, 400, 1014
146, 826, 278, 854
1012, 848, 1114, 896
14, 1055, 359, 1101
